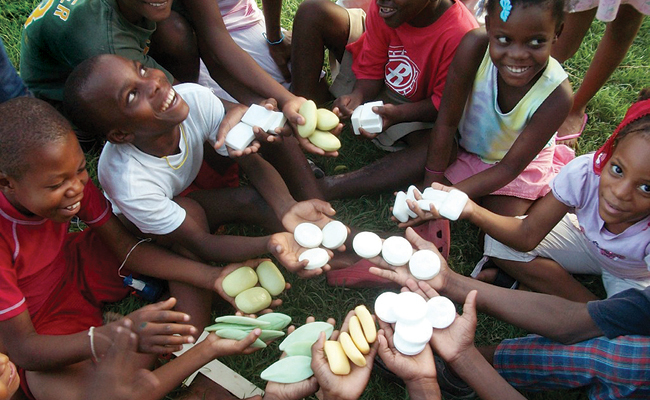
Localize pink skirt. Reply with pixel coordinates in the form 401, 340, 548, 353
445, 143, 575, 201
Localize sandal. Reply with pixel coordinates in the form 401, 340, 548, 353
470, 257, 518, 289
557, 113, 588, 142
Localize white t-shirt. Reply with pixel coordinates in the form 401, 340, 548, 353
98, 83, 226, 234
552, 153, 650, 279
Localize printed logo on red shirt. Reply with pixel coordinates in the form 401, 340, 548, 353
385, 46, 419, 98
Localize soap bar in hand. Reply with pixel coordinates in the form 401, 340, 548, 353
225, 122, 255, 151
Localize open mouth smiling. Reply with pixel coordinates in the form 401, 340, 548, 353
160, 87, 176, 112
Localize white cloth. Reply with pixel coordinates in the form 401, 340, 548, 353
98, 83, 225, 234
197, 0, 290, 102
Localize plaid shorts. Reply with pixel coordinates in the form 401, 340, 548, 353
494, 334, 650, 399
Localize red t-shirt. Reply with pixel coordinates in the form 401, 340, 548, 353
0, 181, 111, 321
348, 0, 478, 108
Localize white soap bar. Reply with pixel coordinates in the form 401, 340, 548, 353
299, 248, 331, 270
392, 330, 426, 356
321, 220, 348, 249
381, 236, 412, 267
351, 106, 363, 136
395, 319, 433, 345
352, 231, 383, 259
395, 292, 427, 323
374, 291, 398, 323
293, 222, 323, 248
438, 189, 469, 221
405, 185, 420, 218
416, 200, 432, 212
241, 104, 274, 130
359, 102, 383, 134
392, 191, 409, 223
409, 250, 441, 280
421, 188, 448, 209
426, 296, 456, 329
265, 111, 287, 134
225, 122, 256, 151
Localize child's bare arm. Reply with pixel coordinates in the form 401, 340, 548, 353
373, 99, 438, 129
454, 80, 573, 198
425, 30, 486, 186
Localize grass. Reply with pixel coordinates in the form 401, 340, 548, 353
2, 1, 650, 399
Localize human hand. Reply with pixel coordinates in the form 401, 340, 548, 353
410, 283, 478, 365
376, 320, 438, 384
214, 259, 287, 313
332, 93, 362, 118
119, 297, 198, 354
267, 31, 293, 82
282, 97, 338, 157
281, 199, 337, 234
310, 310, 379, 400
368, 227, 450, 292
0, 353, 19, 400
214, 103, 252, 156
197, 329, 266, 360
84, 319, 161, 400
268, 233, 333, 277
372, 103, 401, 130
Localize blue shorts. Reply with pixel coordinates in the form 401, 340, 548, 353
494, 334, 650, 399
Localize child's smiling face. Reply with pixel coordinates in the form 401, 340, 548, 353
376, 0, 439, 29
116, 0, 174, 23
598, 133, 650, 234
85, 55, 189, 142
1, 131, 88, 223
486, 3, 560, 89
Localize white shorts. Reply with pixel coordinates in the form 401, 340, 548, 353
483, 214, 650, 297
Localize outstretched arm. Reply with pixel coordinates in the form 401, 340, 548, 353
370, 228, 603, 344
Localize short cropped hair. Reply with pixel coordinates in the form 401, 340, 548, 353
63, 54, 110, 138
0, 97, 72, 179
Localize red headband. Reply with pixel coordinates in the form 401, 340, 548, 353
593, 98, 650, 174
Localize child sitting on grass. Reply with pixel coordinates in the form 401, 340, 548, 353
0, 97, 273, 400
410, 89, 650, 302
62, 55, 338, 313
424, 0, 573, 218
290, 0, 478, 200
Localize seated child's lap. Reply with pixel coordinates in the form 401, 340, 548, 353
446, 143, 570, 201
30, 229, 130, 335
178, 159, 239, 197
484, 214, 650, 296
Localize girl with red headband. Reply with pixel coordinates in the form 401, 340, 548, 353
406, 88, 650, 302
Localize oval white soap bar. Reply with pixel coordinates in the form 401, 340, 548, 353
294, 222, 323, 248
395, 319, 433, 345
374, 291, 398, 323
392, 331, 426, 356
352, 232, 383, 259
395, 292, 427, 323
298, 247, 330, 270
409, 250, 441, 280
426, 296, 456, 329
381, 236, 412, 266
321, 220, 348, 249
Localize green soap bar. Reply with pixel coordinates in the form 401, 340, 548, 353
235, 287, 272, 314
213, 315, 270, 327
283, 340, 315, 357
260, 356, 314, 383
205, 323, 255, 332
258, 329, 285, 341
256, 261, 286, 296
221, 266, 258, 297
279, 321, 333, 351
256, 313, 292, 330
214, 329, 266, 348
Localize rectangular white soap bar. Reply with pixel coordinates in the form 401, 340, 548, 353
351, 105, 363, 135
265, 111, 287, 134
422, 188, 448, 210
438, 189, 469, 221
360, 101, 383, 134
225, 122, 255, 151
241, 104, 274, 130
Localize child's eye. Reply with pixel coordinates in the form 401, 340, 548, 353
640, 184, 650, 194
497, 36, 508, 44
139, 65, 146, 76
529, 38, 544, 46
610, 164, 623, 176
127, 91, 136, 104
47, 182, 64, 190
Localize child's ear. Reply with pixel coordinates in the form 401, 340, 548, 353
0, 173, 14, 193
553, 22, 564, 43
107, 129, 135, 144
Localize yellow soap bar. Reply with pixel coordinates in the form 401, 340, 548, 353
235, 287, 272, 314
308, 130, 341, 152
324, 340, 351, 375
339, 331, 366, 367
256, 261, 285, 296
354, 305, 377, 343
348, 316, 370, 354
298, 100, 317, 138
222, 266, 258, 297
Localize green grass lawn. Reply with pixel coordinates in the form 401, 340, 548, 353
2, 0, 650, 399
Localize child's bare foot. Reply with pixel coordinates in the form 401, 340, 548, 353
556, 111, 588, 148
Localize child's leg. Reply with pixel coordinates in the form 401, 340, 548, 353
149, 11, 200, 83
291, 0, 352, 103
480, 194, 533, 217
558, 6, 644, 138
551, 9, 597, 63
493, 334, 650, 398
492, 257, 599, 302
320, 129, 429, 200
